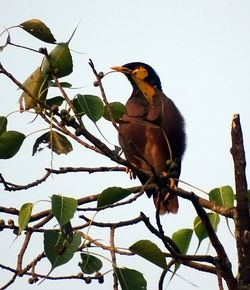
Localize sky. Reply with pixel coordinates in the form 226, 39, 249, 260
1, 1, 250, 289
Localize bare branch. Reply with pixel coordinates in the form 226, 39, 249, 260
21, 252, 45, 274
0, 166, 126, 191
80, 214, 145, 228
81, 233, 133, 256
0, 170, 51, 191
89, 59, 119, 130
180, 259, 217, 275
159, 262, 174, 290
231, 114, 250, 288
0, 262, 101, 283
0, 272, 18, 290
48, 166, 126, 174
173, 187, 235, 218
110, 226, 118, 290
17, 230, 32, 274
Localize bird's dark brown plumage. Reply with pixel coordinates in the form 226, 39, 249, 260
113, 62, 186, 214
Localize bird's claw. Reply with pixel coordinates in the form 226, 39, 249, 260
169, 177, 176, 189
126, 167, 136, 180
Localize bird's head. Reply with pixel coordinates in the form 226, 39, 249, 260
111, 62, 162, 103
111, 62, 162, 91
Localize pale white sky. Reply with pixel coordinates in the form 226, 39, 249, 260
1, 1, 250, 289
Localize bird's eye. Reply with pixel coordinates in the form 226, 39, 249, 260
131, 66, 148, 80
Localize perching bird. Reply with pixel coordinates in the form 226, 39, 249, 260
112, 62, 186, 214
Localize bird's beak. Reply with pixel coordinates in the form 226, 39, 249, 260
111, 66, 132, 74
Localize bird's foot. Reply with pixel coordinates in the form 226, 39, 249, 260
169, 177, 176, 189
126, 167, 136, 180
162, 169, 177, 187
160, 174, 176, 202
161, 178, 175, 203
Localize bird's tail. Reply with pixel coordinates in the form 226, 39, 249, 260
153, 191, 179, 214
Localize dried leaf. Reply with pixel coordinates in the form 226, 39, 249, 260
32, 130, 72, 155
20, 19, 56, 43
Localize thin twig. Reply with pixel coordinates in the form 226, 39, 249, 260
110, 226, 118, 290
79, 190, 144, 212
53, 76, 84, 127
0, 273, 18, 290
41, 112, 102, 154
9, 42, 47, 55
48, 166, 126, 174
180, 259, 217, 275
17, 230, 32, 274
0, 165, 134, 192
33, 213, 54, 228
80, 233, 133, 256
79, 176, 153, 212
80, 214, 144, 228
159, 261, 174, 290
88, 59, 118, 130
141, 212, 181, 255
21, 252, 46, 275
172, 187, 235, 218
0, 262, 100, 282
142, 212, 216, 265
0, 170, 51, 191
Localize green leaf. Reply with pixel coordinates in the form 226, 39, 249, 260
172, 228, 193, 255
72, 97, 85, 117
193, 213, 220, 250
74, 94, 104, 122
44, 230, 81, 272
51, 194, 77, 227
18, 203, 33, 234
41, 43, 73, 79
19, 67, 48, 110
97, 187, 132, 208
129, 240, 166, 269
46, 96, 64, 107
171, 228, 193, 274
78, 253, 103, 274
0, 131, 25, 159
115, 267, 147, 290
209, 186, 234, 208
32, 130, 73, 155
0, 116, 7, 135
20, 19, 56, 43
209, 213, 220, 230
103, 102, 126, 121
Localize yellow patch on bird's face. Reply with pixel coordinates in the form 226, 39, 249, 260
111, 65, 155, 104
131, 66, 155, 104
131, 66, 148, 80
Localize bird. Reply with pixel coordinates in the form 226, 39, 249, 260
111, 62, 186, 214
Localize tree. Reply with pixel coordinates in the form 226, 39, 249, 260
0, 19, 249, 290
